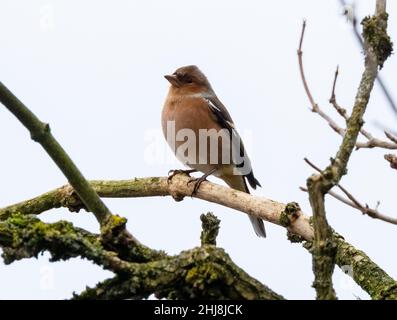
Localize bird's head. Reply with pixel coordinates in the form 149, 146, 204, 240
164, 65, 212, 92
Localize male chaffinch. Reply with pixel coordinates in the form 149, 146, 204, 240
162, 65, 266, 237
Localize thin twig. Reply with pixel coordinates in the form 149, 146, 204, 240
385, 131, 397, 144
329, 66, 373, 140
304, 157, 363, 210
329, 65, 348, 120
309, 64, 397, 149
304, 157, 397, 224
300, 186, 397, 225
298, 26, 346, 137
298, 20, 317, 109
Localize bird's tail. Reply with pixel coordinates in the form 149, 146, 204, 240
221, 175, 266, 238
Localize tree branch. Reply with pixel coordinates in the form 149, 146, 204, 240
0, 81, 160, 262
0, 212, 283, 300
297, 1, 392, 300
73, 245, 284, 300
339, 0, 397, 116
305, 58, 397, 150
334, 236, 397, 300
300, 186, 397, 225
0, 82, 111, 225
1, 175, 396, 298
298, 21, 337, 300
0, 213, 132, 273
0, 174, 314, 241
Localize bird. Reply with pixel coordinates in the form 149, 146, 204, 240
162, 65, 266, 237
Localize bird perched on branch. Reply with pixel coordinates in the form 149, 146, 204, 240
162, 65, 266, 237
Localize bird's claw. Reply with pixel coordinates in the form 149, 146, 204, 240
188, 176, 206, 196
167, 169, 197, 184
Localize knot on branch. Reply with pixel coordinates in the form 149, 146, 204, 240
60, 185, 86, 212
279, 202, 301, 227
287, 231, 305, 243
384, 154, 397, 169
100, 214, 128, 245
362, 13, 393, 69
30, 122, 50, 142
200, 212, 220, 246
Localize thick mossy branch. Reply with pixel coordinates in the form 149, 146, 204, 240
100, 214, 166, 263
307, 175, 337, 300
0, 213, 133, 273
74, 246, 284, 300
200, 212, 220, 246
335, 236, 397, 300
0, 213, 283, 300
302, 233, 397, 300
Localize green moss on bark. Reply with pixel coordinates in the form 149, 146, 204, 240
362, 13, 393, 69
200, 212, 220, 246
0, 213, 102, 264
279, 202, 300, 227
75, 245, 284, 300
335, 237, 397, 300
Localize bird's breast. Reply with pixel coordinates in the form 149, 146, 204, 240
162, 97, 233, 173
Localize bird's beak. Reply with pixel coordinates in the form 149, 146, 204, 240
164, 74, 181, 88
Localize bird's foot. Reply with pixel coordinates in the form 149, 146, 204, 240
186, 168, 218, 196
167, 169, 197, 184
187, 175, 207, 196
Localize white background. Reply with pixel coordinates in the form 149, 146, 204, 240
1, 0, 396, 299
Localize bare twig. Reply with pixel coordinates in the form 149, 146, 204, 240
355, 137, 397, 150
298, 20, 316, 109
304, 157, 363, 209
385, 131, 397, 144
329, 66, 373, 140
325, 65, 397, 150
300, 185, 397, 225
298, 25, 346, 137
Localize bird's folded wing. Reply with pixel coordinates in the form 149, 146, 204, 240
205, 96, 261, 189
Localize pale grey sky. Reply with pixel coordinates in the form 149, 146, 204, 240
1, 0, 396, 299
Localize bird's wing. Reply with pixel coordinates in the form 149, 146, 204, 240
205, 96, 261, 189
